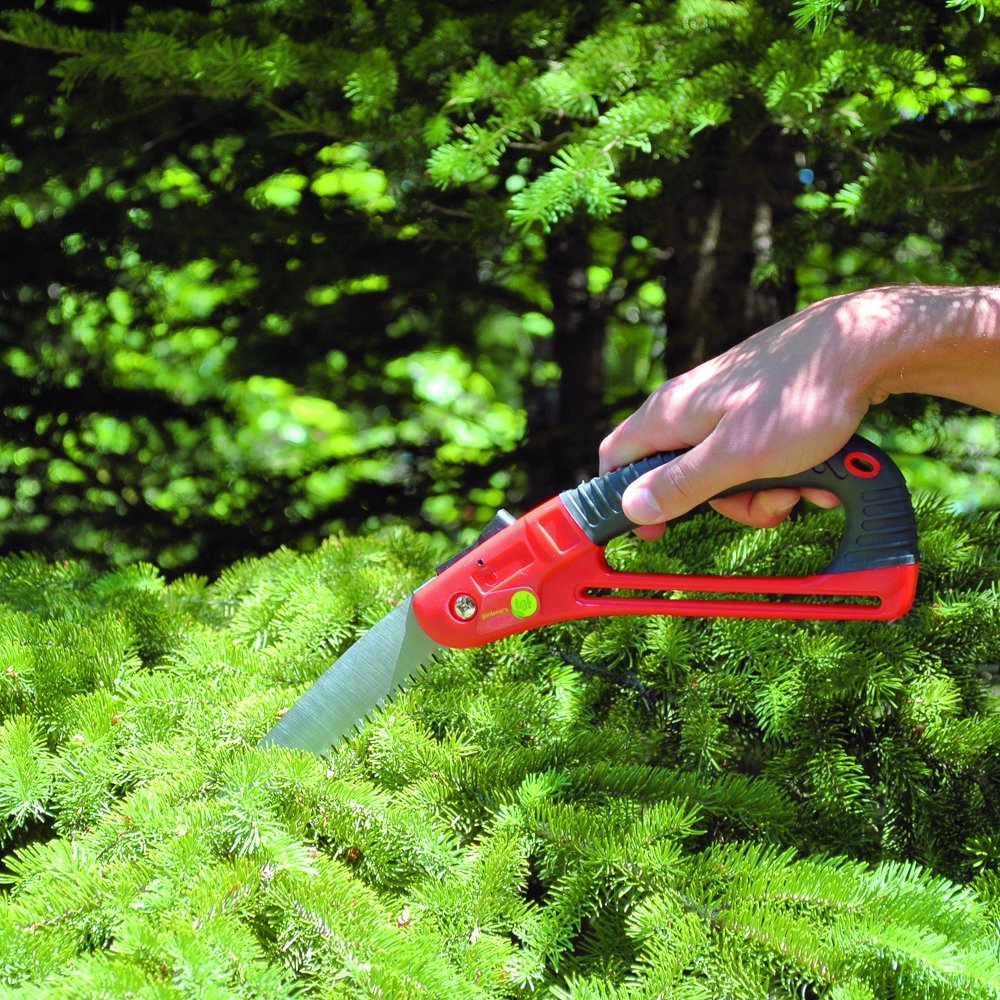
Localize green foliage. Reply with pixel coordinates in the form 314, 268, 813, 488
796, 1, 1000, 33
422, 0, 1000, 236
2, 1, 999, 571
0, 503, 998, 995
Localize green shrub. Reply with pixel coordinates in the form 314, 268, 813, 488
0, 502, 998, 997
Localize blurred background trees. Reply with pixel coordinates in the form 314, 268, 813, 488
1, 0, 998, 573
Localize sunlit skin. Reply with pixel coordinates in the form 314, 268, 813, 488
600, 285, 1000, 540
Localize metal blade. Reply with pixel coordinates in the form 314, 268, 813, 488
258, 593, 444, 755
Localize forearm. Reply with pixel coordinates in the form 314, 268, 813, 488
843, 285, 1000, 413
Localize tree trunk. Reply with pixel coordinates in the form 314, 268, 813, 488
659, 125, 800, 376
523, 223, 608, 504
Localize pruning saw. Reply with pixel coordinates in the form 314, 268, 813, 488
260, 434, 919, 756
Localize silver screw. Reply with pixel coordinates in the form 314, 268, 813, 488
452, 594, 478, 620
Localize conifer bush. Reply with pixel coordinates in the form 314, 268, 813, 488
0, 501, 998, 997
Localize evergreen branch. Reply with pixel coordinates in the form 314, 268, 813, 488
253, 96, 352, 140
558, 649, 662, 711
0, 27, 88, 57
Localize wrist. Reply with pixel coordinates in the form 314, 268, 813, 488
839, 285, 1000, 412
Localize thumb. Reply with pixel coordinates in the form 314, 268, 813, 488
621, 438, 748, 525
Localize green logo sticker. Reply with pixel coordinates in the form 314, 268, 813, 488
510, 589, 539, 619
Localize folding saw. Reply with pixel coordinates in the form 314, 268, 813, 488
260, 434, 919, 755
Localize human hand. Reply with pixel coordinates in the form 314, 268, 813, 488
599, 292, 884, 539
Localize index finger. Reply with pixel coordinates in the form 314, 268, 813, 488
598, 384, 718, 475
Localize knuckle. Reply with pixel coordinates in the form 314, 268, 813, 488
598, 433, 617, 468
703, 436, 764, 487
661, 459, 700, 507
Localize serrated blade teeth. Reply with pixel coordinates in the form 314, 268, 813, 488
259, 593, 444, 756
337, 651, 442, 747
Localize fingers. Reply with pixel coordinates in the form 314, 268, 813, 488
599, 375, 719, 476
599, 412, 689, 477
615, 428, 845, 530
708, 488, 802, 528
801, 488, 840, 509
709, 488, 841, 527
620, 433, 752, 525
633, 522, 667, 541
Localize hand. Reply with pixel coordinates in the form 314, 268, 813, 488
599, 293, 882, 539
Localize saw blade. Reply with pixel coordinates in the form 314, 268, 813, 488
258, 592, 444, 755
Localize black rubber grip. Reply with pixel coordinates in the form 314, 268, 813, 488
560, 434, 918, 573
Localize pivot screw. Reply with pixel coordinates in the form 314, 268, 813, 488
452, 594, 478, 620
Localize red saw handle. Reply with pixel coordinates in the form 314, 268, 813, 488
412, 434, 919, 647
